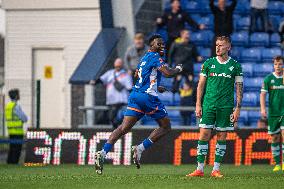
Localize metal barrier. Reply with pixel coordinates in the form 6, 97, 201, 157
78, 105, 260, 127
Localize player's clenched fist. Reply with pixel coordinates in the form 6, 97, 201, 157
195, 104, 202, 118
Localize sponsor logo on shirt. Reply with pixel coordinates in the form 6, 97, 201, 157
229, 66, 234, 71
271, 80, 275, 84
209, 72, 232, 78
270, 85, 284, 90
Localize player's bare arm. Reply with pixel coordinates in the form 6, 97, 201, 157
158, 64, 182, 78
233, 82, 243, 122
260, 91, 267, 118
196, 75, 207, 118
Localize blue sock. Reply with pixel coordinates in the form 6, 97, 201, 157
102, 143, 113, 154
142, 138, 153, 149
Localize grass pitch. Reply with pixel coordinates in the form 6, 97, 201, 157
0, 164, 283, 189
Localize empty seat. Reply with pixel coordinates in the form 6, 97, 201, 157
238, 110, 248, 126
160, 76, 173, 89
261, 48, 282, 62
245, 78, 263, 92
231, 31, 249, 46
249, 32, 269, 46
242, 92, 258, 106
241, 48, 261, 62
198, 48, 211, 59
230, 47, 243, 60
248, 111, 261, 126
199, 16, 213, 29
194, 63, 202, 75
268, 1, 284, 15
253, 63, 273, 77
159, 92, 174, 105
270, 33, 281, 47
241, 63, 254, 77
185, 1, 200, 13
191, 31, 209, 46
235, 0, 250, 15
236, 17, 250, 30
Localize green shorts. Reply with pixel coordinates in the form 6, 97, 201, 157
268, 116, 284, 135
199, 107, 234, 131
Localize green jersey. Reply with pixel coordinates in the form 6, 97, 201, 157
261, 73, 284, 117
200, 57, 243, 108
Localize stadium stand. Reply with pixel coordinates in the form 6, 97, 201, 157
154, 0, 284, 127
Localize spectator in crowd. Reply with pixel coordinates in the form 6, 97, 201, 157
124, 32, 149, 82
156, 0, 205, 54
5, 89, 28, 164
249, 0, 269, 33
279, 20, 284, 49
210, 0, 237, 56
179, 81, 195, 126
90, 58, 132, 129
168, 29, 202, 86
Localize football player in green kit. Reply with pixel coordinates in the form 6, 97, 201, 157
260, 56, 284, 172
187, 36, 243, 178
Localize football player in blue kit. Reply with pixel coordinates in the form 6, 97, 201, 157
94, 34, 183, 174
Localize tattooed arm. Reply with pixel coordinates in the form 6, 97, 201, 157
233, 82, 243, 122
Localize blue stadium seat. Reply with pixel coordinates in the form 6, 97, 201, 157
242, 92, 258, 106
253, 63, 273, 77
191, 31, 209, 46
159, 92, 174, 105
248, 111, 261, 127
191, 14, 201, 22
241, 63, 254, 77
241, 48, 261, 62
185, 1, 200, 13
268, 1, 284, 15
261, 48, 282, 62
236, 17, 250, 31
230, 47, 243, 61
238, 110, 248, 127
245, 78, 263, 92
270, 15, 282, 32
198, 48, 211, 59
160, 76, 173, 89
199, 16, 213, 29
231, 31, 249, 46
194, 63, 202, 75
249, 32, 269, 47
270, 33, 281, 47
235, 0, 250, 15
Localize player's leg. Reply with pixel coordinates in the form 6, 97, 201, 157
211, 108, 234, 177
187, 108, 215, 177
211, 131, 227, 177
95, 116, 139, 174
268, 116, 282, 172
132, 105, 170, 169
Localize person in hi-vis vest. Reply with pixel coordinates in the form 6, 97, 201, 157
5, 89, 28, 164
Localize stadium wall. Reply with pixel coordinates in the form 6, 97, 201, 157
25, 129, 273, 166
2, 0, 101, 129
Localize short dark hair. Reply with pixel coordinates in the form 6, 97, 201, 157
216, 36, 231, 44
8, 89, 19, 100
148, 34, 162, 46
171, 0, 180, 3
273, 55, 283, 62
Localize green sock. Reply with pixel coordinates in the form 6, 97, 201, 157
197, 140, 208, 163
271, 142, 280, 165
214, 140, 226, 163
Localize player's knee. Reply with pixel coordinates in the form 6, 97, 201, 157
271, 134, 280, 143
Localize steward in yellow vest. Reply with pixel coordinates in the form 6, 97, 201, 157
5, 89, 27, 164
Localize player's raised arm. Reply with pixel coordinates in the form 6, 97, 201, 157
158, 64, 183, 78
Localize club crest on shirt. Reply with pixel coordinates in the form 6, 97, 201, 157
229, 66, 234, 71
211, 65, 215, 69
271, 80, 275, 84
159, 58, 164, 63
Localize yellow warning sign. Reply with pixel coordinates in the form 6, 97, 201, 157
44, 66, 53, 79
